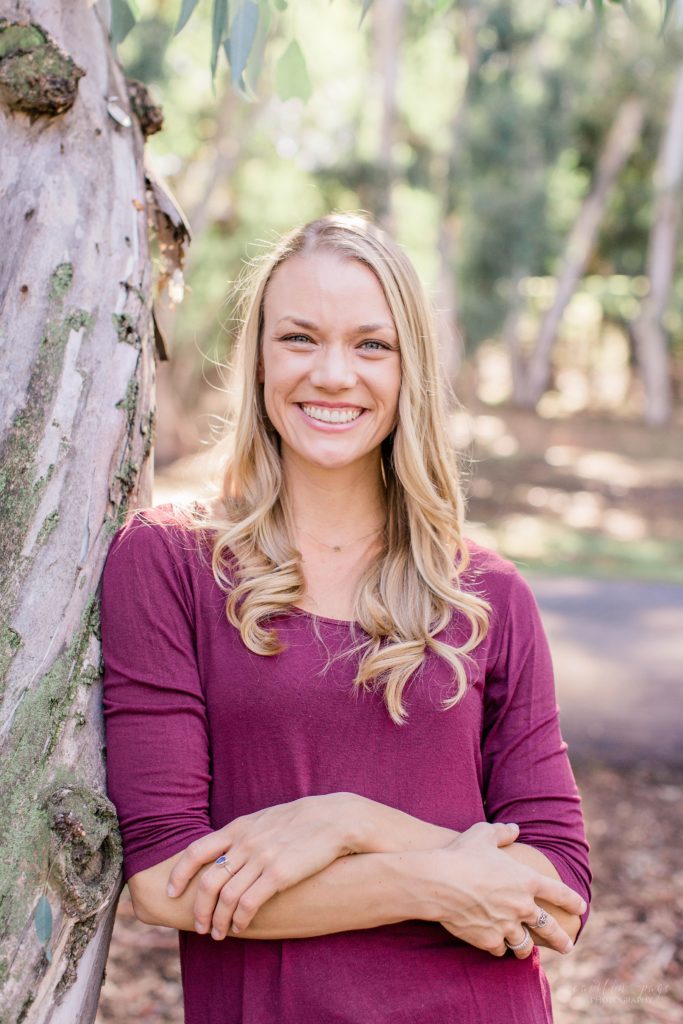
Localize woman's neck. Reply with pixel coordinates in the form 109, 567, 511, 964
282, 450, 387, 542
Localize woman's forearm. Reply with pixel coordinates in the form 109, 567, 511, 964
128, 802, 581, 946
129, 847, 417, 939
129, 797, 457, 936
355, 800, 582, 943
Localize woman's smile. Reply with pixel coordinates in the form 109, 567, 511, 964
297, 403, 367, 428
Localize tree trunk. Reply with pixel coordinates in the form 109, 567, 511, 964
0, 3, 155, 1021
372, 0, 405, 229
518, 96, 646, 407
434, 1, 481, 399
631, 64, 683, 427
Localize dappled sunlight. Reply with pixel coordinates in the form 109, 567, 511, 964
450, 410, 519, 457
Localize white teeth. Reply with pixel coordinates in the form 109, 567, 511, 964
300, 404, 363, 424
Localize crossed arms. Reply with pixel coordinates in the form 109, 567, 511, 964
127, 792, 587, 959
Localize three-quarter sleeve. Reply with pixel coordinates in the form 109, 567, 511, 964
101, 516, 214, 882
482, 568, 592, 938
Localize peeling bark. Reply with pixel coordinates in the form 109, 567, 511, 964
0, 2, 156, 1021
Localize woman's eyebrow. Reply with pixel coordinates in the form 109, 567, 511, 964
275, 316, 396, 334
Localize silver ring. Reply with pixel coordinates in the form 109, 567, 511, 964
534, 909, 551, 929
215, 854, 234, 875
504, 925, 533, 951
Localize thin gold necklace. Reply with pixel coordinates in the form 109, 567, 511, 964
295, 523, 385, 553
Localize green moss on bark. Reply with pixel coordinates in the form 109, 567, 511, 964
0, 597, 116, 943
49, 262, 73, 300
0, 19, 85, 117
0, 273, 93, 696
37, 509, 60, 547
112, 312, 141, 348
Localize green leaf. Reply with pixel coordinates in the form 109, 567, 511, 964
359, 0, 374, 26
239, 0, 271, 91
110, 0, 137, 45
34, 895, 52, 948
228, 1, 260, 86
211, 0, 230, 80
275, 40, 312, 102
175, 0, 200, 36
660, 0, 681, 33
273, 0, 288, 9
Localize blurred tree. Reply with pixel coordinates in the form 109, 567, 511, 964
519, 95, 646, 406
631, 62, 683, 425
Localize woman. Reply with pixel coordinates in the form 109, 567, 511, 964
101, 213, 591, 1024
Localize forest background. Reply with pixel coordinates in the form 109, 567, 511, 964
121, 0, 683, 582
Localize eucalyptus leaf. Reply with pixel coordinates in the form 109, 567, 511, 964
660, 0, 682, 33
110, 0, 137, 45
34, 895, 52, 947
175, 0, 200, 36
275, 40, 312, 102
229, 1, 260, 86
211, 0, 230, 80
240, 0, 272, 92
359, 0, 375, 26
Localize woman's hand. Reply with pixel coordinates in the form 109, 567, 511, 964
165, 793, 360, 939
419, 823, 586, 959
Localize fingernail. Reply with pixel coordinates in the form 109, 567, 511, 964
506, 823, 519, 832
231, 923, 240, 934
579, 900, 587, 913
194, 920, 206, 934
166, 884, 176, 898
562, 941, 573, 954
211, 928, 222, 940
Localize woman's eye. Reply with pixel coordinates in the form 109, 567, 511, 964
283, 334, 313, 344
360, 340, 389, 351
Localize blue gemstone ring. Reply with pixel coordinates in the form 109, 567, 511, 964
215, 854, 235, 874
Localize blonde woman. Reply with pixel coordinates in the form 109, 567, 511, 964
101, 213, 591, 1024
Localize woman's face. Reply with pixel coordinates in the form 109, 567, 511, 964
259, 251, 401, 473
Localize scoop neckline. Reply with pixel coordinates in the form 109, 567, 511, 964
289, 605, 359, 626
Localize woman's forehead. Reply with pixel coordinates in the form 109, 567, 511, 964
264, 252, 394, 325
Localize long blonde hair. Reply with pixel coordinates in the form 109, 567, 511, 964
187, 213, 490, 725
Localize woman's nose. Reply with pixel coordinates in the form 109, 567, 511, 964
308, 343, 357, 390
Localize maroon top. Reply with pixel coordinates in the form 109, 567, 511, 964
101, 506, 591, 1024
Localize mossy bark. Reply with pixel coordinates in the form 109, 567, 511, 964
0, 4, 157, 1022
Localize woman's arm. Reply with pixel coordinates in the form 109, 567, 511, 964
480, 568, 593, 944
132, 793, 461, 934
130, 846, 411, 937
130, 821, 586, 956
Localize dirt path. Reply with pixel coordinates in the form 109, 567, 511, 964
532, 575, 683, 764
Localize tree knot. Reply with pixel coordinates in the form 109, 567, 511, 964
43, 784, 122, 919
0, 19, 85, 118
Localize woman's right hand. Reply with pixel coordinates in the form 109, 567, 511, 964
414, 822, 585, 959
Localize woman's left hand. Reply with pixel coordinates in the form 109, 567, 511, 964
165, 792, 361, 939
